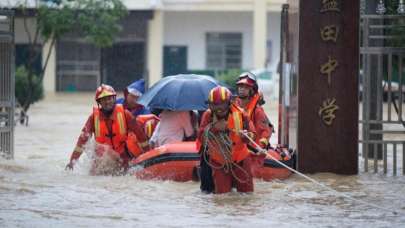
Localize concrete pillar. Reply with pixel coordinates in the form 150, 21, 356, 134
147, 10, 163, 87
289, 0, 359, 174
42, 39, 56, 93
253, 0, 267, 69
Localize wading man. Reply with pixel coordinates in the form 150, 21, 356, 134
197, 86, 256, 194
66, 84, 149, 175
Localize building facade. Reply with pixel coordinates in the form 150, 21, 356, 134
10, 0, 286, 93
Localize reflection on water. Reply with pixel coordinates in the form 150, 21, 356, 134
0, 93, 404, 227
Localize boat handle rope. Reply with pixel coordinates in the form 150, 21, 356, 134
239, 130, 401, 216
201, 126, 250, 183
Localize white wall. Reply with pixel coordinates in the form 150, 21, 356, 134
14, 17, 42, 44
164, 11, 252, 70
163, 11, 281, 71
14, 17, 56, 93
267, 12, 281, 72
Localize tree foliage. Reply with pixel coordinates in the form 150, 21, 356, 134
18, 0, 127, 113
385, 0, 405, 47
15, 65, 43, 107
215, 69, 243, 93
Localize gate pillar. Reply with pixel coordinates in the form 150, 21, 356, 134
282, 0, 359, 174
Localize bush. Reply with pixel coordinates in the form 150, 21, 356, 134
15, 65, 44, 107
215, 69, 243, 93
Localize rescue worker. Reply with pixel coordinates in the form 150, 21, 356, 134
197, 86, 256, 194
235, 72, 273, 175
65, 84, 150, 174
235, 72, 272, 150
125, 114, 160, 158
116, 79, 159, 157
117, 79, 151, 116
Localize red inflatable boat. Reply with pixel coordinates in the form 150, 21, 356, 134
129, 141, 294, 182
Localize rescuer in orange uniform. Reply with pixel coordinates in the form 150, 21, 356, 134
197, 86, 256, 194
65, 84, 149, 174
125, 114, 160, 158
234, 72, 273, 174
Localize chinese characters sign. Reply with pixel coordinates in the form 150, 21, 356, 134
318, 98, 339, 125
320, 55, 338, 85
318, 0, 341, 126
320, 0, 340, 13
320, 25, 339, 43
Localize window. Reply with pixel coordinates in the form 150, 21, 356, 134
206, 33, 242, 70
56, 41, 100, 91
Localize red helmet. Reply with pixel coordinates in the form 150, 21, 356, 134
95, 84, 116, 101
237, 72, 258, 92
208, 86, 232, 105
236, 77, 256, 87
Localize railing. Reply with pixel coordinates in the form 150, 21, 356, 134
360, 14, 405, 175
0, 10, 14, 159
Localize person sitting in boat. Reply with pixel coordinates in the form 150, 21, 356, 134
116, 79, 151, 117
65, 84, 150, 174
149, 110, 195, 148
197, 86, 256, 194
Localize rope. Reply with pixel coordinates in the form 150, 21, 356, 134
383, 81, 405, 127
239, 130, 401, 215
390, 95, 405, 127
201, 125, 251, 183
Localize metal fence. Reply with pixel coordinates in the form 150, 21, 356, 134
360, 15, 405, 175
0, 10, 14, 159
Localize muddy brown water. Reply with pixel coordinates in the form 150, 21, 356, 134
1, 93, 404, 227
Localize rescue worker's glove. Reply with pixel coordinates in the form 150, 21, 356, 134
65, 162, 74, 170
65, 148, 82, 171
258, 92, 265, 105
149, 141, 156, 150
280, 151, 287, 160
140, 143, 150, 153
259, 138, 269, 149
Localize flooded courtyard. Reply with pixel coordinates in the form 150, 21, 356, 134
1, 93, 405, 227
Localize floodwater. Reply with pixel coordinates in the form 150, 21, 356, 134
1, 93, 405, 227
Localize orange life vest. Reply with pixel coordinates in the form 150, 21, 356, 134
136, 114, 160, 139
239, 94, 270, 147
207, 104, 250, 165
244, 93, 260, 120
126, 114, 160, 158
93, 104, 127, 156
126, 132, 142, 158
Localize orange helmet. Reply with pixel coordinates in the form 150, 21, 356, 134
95, 84, 116, 101
208, 86, 232, 105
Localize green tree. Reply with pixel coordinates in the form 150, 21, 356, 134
17, 0, 127, 117
15, 66, 43, 107
385, 0, 405, 47
215, 69, 243, 92
383, 0, 405, 83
